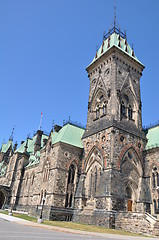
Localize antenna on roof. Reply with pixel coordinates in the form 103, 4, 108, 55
39, 112, 43, 130
114, 0, 116, 31
9, 126, 15, 141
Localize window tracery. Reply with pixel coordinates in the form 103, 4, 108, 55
43, 159, 50, 182
120, 94, 134, 120
65, 163, 76, 208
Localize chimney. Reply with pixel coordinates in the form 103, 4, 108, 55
34, 130, 43, 154
43, 138, 47, 147
54, 125, 62, 133
14, 142, 18, 151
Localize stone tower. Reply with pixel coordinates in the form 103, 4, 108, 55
75, 26, 151, 216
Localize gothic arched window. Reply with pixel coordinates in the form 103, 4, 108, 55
94, 167, 97, 195
96, 105, 100, 119
121, 101, 126, 117
65, 163, 76, 208
128, 105, 133, 120
43, 159, 50, 182
102, 102, 106, 115
154, 199, 157, 214
152, 173, 156, 188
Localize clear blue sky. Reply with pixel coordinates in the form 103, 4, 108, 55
0, 0, 158, 146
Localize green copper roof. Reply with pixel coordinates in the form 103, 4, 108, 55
16, 133, 48, 154
51, 123, 85, 148
89, 30, 143, 67
145, 126, 159, 150
1, 140, 13, 153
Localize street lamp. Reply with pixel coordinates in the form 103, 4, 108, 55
37, 197, 46, 223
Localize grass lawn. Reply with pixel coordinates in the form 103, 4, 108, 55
0, 210, 148, 237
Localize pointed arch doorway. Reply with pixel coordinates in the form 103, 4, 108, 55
126, 186, 133, 212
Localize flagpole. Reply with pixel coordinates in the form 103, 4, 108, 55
39, 112, 43, 130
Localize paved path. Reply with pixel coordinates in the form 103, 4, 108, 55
0, 213, 157, 240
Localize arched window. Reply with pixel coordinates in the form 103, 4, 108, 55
128, 105, 133, 120
94, 168, 97, 195
65, 163, 76, 208
152, 173, 156, 188
25, 174, 29, 185
31, 172, 35, 185
43, 159, 50, 182
121, 101, 126, 118
102, 102, 106, 115
96, 105, 100, 119
154, 199, 157, 214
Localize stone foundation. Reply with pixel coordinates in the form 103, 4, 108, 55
73, 209, 159, 237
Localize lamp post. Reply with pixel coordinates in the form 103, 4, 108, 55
37, 197, 46, 223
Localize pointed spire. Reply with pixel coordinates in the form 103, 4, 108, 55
9, 126, 15, 141
107, 30, 110, 48
52, 119, 54, 131
114, 0, 116, 32
132, 43, 135, 57
95, 45, 98, 58
101, 39, 104, 54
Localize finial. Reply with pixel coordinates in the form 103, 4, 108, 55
27, 133, 31, 139
125, 30, 127, 40
9, 126, 15, 141
63, 120, 65, 125
132, 43, 135, 57
69, 116, 71, 123
95, 45, 98, 58
52, 119, 54, 131
103, 31, 105, 40
114, 0, 116, 31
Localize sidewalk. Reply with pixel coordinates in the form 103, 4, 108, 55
0, 213, 156, 240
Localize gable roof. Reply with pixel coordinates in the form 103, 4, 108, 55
51, 123, 85, 149
1, 140, 13, 153
16, 133, 48, 154
145, 125, 159, 150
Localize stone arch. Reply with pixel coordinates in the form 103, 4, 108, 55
118, 144, 142, 170
43, 157, 50, 182
84, 145, 104, 173
119, 146, 143, 212
65, 161, 78, 208
91, 88, 108, 119
120, 87, 138, 125
84, 146, 104, 202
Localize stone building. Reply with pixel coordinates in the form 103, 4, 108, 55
0, 23, 159, 235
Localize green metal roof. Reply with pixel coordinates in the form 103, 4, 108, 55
1, 140, 13, 153
51, 123, 85, 148
145, 126, 159, 150
16, 133, 48, 154
88, 30, 143, 68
